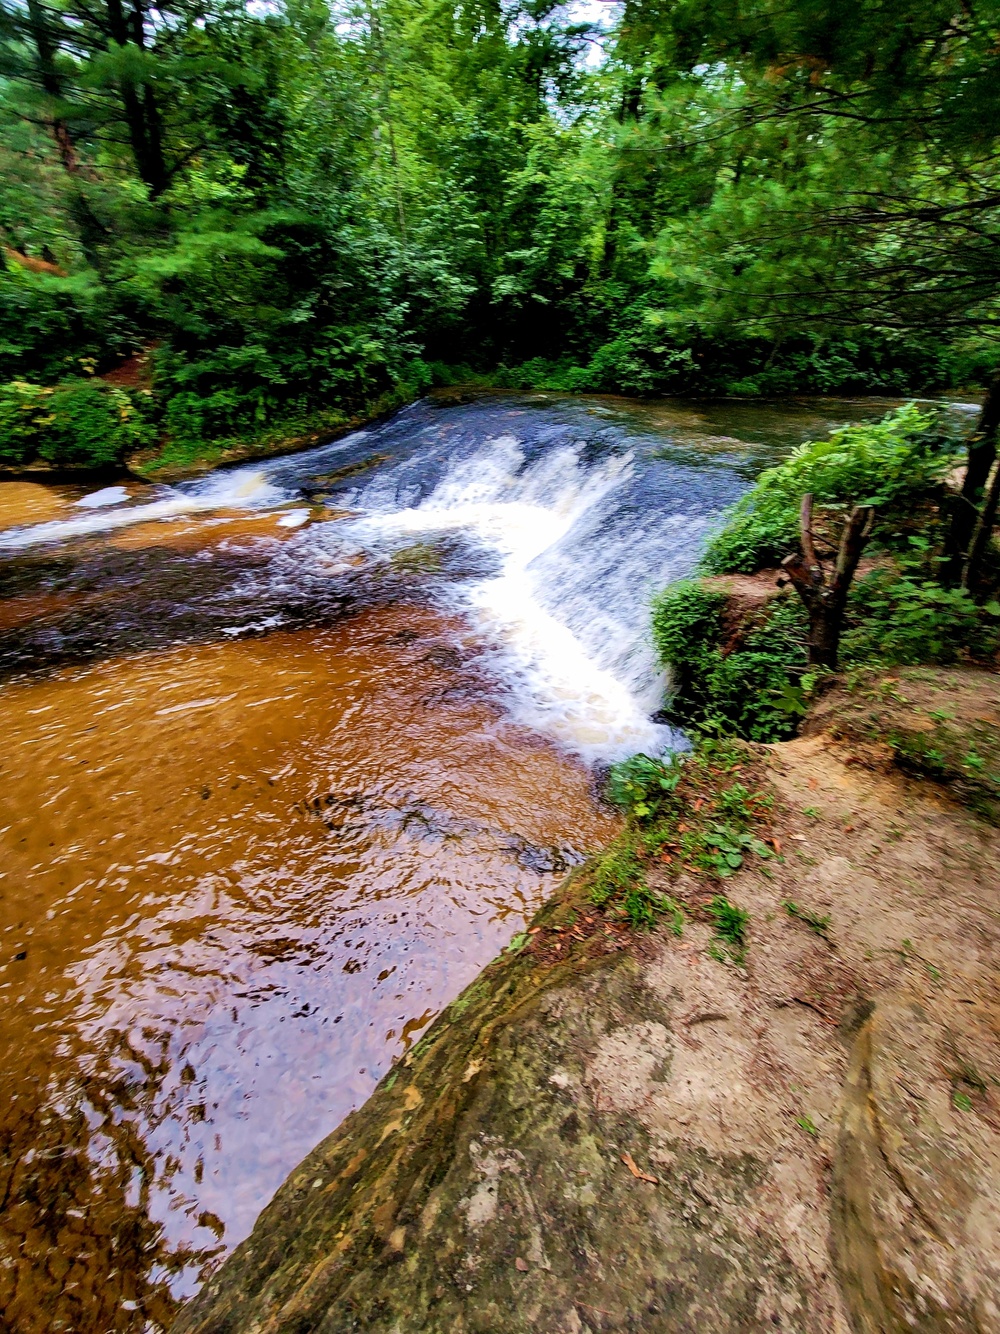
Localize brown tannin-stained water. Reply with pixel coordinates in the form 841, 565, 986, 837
0, 392, 977, 1332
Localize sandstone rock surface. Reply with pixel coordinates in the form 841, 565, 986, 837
175, 693, 1000, 1334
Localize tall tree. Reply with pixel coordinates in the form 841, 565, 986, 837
623, 0, 1000, 580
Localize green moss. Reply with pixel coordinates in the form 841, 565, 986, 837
390, 542, 443, 573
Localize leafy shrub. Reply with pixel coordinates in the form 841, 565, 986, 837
0, 264, 115, 381
842, 571, 1000, 666
0, 377, 155, 468
701, 405, 960, 574
605, 752, 683, 817
652, 581, 808, 742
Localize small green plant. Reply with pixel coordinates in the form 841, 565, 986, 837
505, 932, 528, 953
590, 836, 645, 909
706, 895, 749, 964
623, 885, 686, 931
783, 900, 831, 937
689, 824, 772, 877
803, 806, 821, 819
795, 1113, 819, 1136
605, 753, 682, 818
952, 1090, 973, 1113
590, 739, 775, 930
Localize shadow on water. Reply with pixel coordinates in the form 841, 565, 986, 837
0, 392, 976, 1331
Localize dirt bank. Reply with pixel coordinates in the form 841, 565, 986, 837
174, 671, 1000, 1334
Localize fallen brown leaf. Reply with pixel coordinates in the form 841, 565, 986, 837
620, 1151, 659, 1185
515, 1257, 529, 1272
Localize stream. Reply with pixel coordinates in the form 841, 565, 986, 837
0, 390, 972, 1332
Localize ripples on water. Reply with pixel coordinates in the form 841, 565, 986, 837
0, 392, 968, 1331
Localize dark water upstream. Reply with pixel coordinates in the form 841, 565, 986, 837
0, 391, 975, 1332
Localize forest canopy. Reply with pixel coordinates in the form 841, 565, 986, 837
2, 0, 1000, 468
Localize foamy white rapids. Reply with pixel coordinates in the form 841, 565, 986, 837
357, 434, 676, 762
75, 485, 130, 509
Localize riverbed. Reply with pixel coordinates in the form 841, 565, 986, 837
0, 391, 970, 1332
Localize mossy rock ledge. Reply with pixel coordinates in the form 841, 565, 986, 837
174, 722, 1000, 1334
174, 945, 821, 1333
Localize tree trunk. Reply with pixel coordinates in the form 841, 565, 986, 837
25, 0, 107, 265
804, 604, 843, 671
781, 495, 874, 672
104, 0, 169, 197
962, 456, 1000, 591
945, 368, 1000, 583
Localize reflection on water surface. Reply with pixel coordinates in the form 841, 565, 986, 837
1, 610, 615, 1329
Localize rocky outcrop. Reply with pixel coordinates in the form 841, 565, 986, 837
176, 934, 843, 1333
833, 994, 1000, 1333
175, 689, 1000, 1334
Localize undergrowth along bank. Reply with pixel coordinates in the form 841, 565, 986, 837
587, 739, 771, 953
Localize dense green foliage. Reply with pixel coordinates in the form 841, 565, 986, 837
0, 375, 155, 466
652, 581, 809, 741
3, 0, 1000, 467
841, 572, 1000, 667
701, 407, 961, 574
648, 393, 1000, 744
653, 571, 1000, 744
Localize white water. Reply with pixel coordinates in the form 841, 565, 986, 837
1, 415, 710, 763
75, 484, 131, 509
350, 433, 682, 761
0, 468, 287, 549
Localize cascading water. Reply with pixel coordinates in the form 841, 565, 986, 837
346, 429, 690, 759
0, 396, 761, 761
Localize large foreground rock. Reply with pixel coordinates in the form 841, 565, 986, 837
834, 994, 1000, 1333
176, 721, 1000, 1334
177, 940, 840, 1333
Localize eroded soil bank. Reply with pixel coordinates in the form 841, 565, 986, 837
176, 669, 1000, 1334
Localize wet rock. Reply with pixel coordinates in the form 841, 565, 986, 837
832, 993, 1000, 1334
174, 942, 832, 1333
